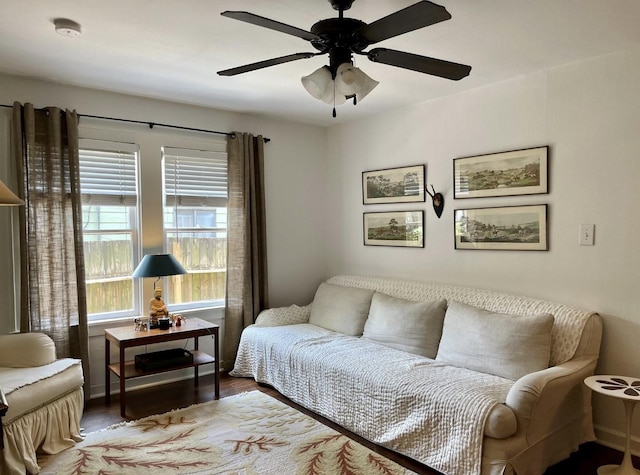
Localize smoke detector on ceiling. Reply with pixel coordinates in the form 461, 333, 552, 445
54, 18, 82, 37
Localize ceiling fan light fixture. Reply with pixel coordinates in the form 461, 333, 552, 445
301, 65, 347, 105
301, 66, 332, 101
335, 63, 379, 102
302, 62, 378, 107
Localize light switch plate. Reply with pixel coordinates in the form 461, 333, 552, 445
579, 224, 595, 246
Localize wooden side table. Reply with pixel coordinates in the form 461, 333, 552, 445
0, 385, 8, 449
105, 317, 219, 418
585, 375, 640, 475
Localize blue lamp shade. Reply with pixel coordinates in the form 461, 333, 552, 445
132, 254, 187, 279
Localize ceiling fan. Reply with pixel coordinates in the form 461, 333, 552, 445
217, 0, 471, 115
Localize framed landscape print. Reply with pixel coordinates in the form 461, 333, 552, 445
454, 204, 548, 251
362, 165, 425, 204
364, 211, 424, 248
453, 146, 548, 199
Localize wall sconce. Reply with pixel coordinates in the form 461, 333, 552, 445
426, 185, 444, 218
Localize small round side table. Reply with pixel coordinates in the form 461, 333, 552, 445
585, 375, 640, 475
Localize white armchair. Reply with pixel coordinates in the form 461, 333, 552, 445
0, 333, 84, 475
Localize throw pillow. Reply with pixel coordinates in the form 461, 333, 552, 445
309, 283, 375, 336
435, 301, 554, 380
254, 305, 311, 327
362, 293, 447, 358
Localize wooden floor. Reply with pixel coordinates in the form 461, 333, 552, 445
83, 372, 636, 475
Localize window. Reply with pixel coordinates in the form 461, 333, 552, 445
79, 139, 140, 321
162, 147, 227, 309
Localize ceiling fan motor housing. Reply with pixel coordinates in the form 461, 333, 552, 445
310, 17, 370, 76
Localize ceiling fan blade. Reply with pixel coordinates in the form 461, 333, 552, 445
217, 52, 317, 76
367, 48, 471, 80
357, 1, 451, 44
221, 11, 320, 42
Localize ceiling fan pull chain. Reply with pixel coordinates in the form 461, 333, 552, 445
332, 79, 337, 117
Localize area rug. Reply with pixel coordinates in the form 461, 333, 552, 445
41, 390, 418, 474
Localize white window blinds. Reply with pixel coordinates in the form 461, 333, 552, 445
79, 140, 139, 206
163, 147, 227, 208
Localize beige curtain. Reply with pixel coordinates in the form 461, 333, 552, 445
224, 132, 268, 369
12, 102, 90, 398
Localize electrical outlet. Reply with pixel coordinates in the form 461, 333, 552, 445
579, 224, 595, 246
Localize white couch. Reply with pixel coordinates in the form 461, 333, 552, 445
0, 333, 84, 475
231, 275, 602, 475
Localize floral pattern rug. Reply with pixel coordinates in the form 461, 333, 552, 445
40, 390, 418, 474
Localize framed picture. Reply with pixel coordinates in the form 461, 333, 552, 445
362, 165, 425, 204
453, 146, 548, 199
364, 211, 424, 248
454, 204, 548, 251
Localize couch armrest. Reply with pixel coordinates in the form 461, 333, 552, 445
254, 305, 311, 327
505, 355, 598, 443
0, 333, 57, 367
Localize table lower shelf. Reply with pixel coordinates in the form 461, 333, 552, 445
108, 350, 215, 379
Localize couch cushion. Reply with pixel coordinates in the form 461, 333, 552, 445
309, 283, 375, 336
436, 301, 554, 380
0, 358, 84, 423
0, 333, 57, 367
362, 293, 447, 358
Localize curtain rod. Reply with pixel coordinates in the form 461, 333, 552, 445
0, 104, 270, 143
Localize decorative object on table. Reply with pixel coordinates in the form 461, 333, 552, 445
132, 253, 187, 329
453, 146, 548, 199
363, 211, 424, 248
133, 317, 149, 332
172, 314, 184, 327
362, 164, 425, 204
425, 184, 444, 218
454, 204, 548, 251
157, 317, 171, 330
584, 375, 640, 475
217, 1, 471, 118
149, 288, 170, 328
39, 391, 417, 475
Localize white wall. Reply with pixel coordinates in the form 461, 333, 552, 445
0, 74, 328, 394
2, 45, 640, 451
325, 46, 640, 451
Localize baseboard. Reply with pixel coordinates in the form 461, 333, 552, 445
594, 424, 640, 455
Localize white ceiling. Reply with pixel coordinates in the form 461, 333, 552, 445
1, 1, 640, 127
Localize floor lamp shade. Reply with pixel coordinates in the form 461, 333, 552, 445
132, 254, 187, 279
0, 179, 24, 206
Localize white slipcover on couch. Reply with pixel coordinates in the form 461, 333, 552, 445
231, 275, 602, 475
0, 333, 84, 475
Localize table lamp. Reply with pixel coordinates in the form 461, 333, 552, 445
132, 253, 187, 328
